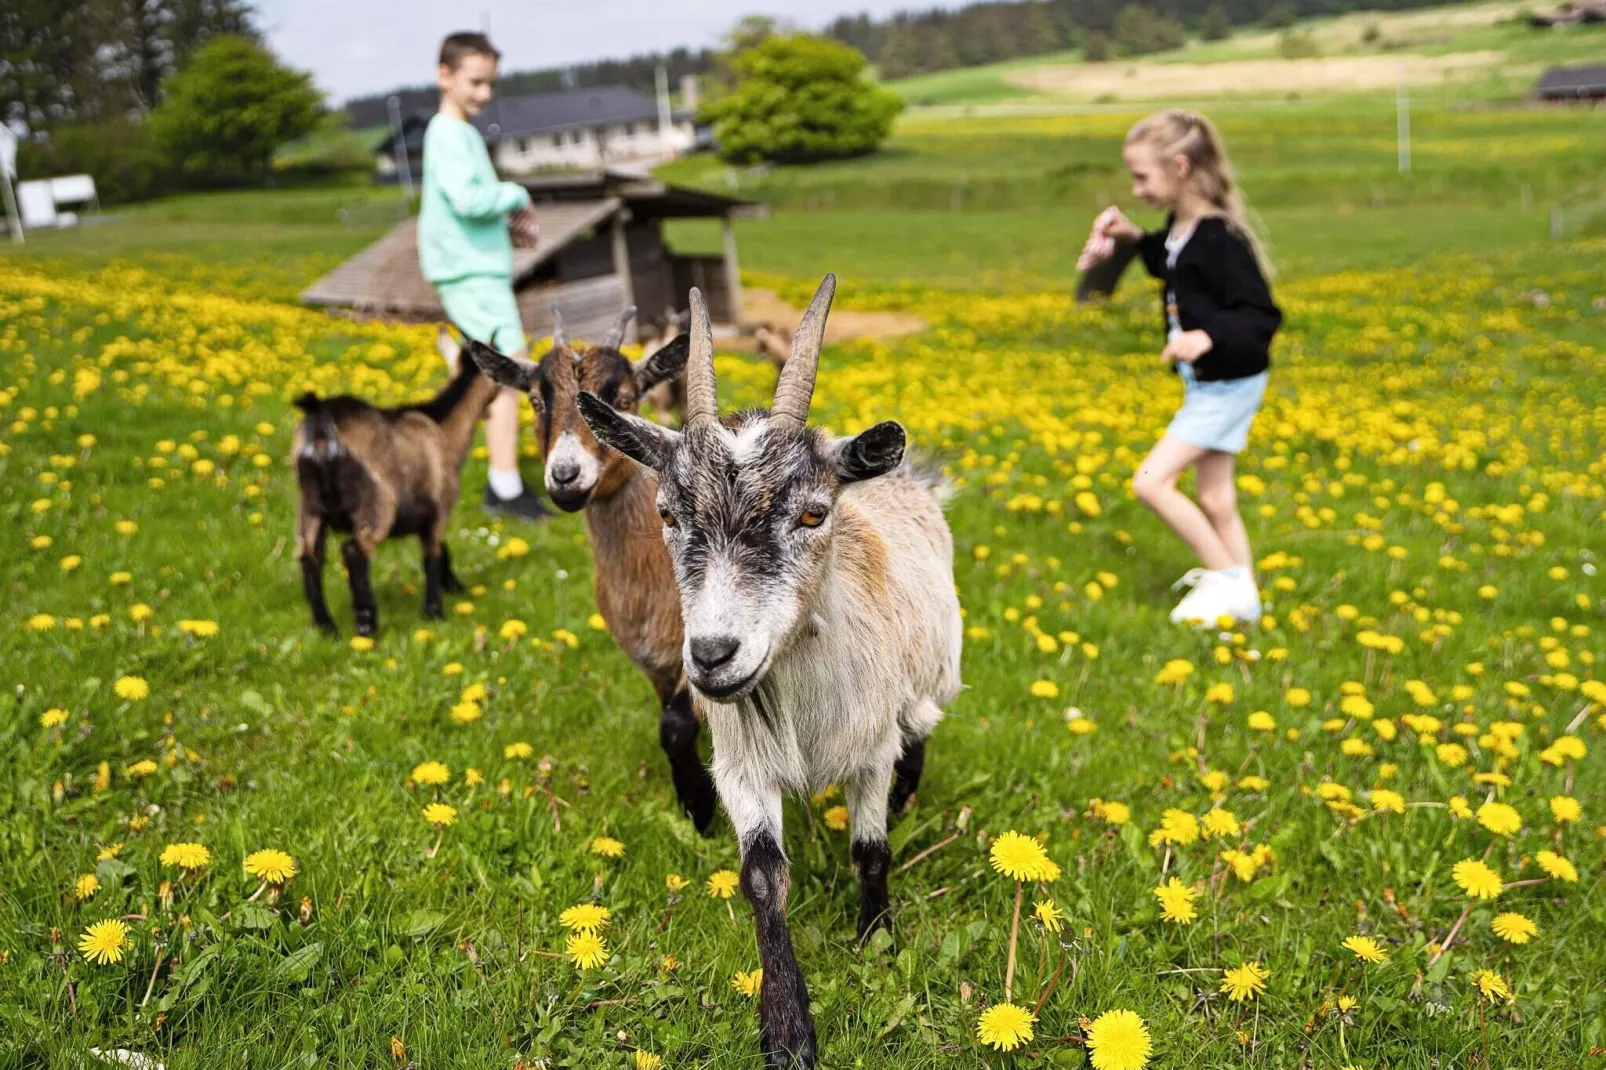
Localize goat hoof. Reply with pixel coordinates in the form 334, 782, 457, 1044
760, 1026, 817, 1070
423, 602, 443, 620
355, 618, 377, 638
442, 576, 465, 594
313, 617, 338, 635
689, 797, 718, 837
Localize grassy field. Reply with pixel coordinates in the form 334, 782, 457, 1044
886, 0, 1606, 106
3, 12, 1606, 1064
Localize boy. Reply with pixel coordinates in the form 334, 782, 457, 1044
418, 31, 547, 520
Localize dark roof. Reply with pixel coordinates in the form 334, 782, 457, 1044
476, 86, 661, 140
518, 169, 766, 220
1536, 64, 1606, 97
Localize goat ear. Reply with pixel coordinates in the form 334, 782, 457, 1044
830, 420, 905, 484
464, 340, 537, 393
632, 334, 690, 392
577, 391, 679, 471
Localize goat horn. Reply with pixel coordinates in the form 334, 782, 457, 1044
550, 306, 571, 354
602, 305, 636, 351
769, 273, 835, 429
683, 288, 717, 428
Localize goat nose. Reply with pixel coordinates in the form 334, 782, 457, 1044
550, 461, 579, 486
689, 635, 741, 672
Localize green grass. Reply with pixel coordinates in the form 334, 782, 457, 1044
3, 223, 1604, 1068
3, 40, 1605, 1066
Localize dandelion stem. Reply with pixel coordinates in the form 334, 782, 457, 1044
139, 944, 166, 1009
1032, 943, 1074, 1017
244, 879, 269, 902
426, 829, 443, 859
1500, 878, 1547, 889
1428, 900, 1475, 966
1004, 880, 1023, 1003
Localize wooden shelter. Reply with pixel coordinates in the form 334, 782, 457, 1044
300, 170, 763, 344
1534, 63, 1606, 103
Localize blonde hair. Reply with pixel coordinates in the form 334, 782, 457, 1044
1125, 109, 1272, 276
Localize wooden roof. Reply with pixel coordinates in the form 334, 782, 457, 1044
1536, 63, 1606, 98
299, 198, 620, 317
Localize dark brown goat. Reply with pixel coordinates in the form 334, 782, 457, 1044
292, 348, 500, 636
467, 309, 717, 832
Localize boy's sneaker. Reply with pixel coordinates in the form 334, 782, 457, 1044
483, 486, 552, 522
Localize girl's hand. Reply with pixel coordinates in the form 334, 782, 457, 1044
1076, 206, 1142, 270
1162, 329, 1213, 364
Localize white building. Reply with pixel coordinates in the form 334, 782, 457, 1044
376, 86, 700, 182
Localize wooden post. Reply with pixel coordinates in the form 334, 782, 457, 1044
721, 215, 744, 327
610, 209, 638, 343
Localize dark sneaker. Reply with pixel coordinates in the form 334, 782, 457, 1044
483, 486, 552, 521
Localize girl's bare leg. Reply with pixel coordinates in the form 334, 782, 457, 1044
1194, 451, 1252, 567
485, 385, 522, 474
1132, 436, 1235, 570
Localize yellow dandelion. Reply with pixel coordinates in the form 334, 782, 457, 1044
411, 761, 450, 786
113, 676, 150, 701
349, 635, 375, 652
1370, 789, 1406, 815
1535, 850, 1578, 883
1200, 808, 1240, 839
707, 870, 740, 899
1033, 898, 1066, 933
74, 874, 101, 900
1220, 961, 1269, 1002
559, 903, 611, 934
40, 708, 69, 729
1029, 679, 1059, 699
1342, 935, 1387, 964
243, 849, 297, 884
1452, 858, 1503, 900
126, 758, 158, 778
990, 831, 1057, 882
589, 836, 625, 858
977, 1002, 1035, 1052
1153, 877, 1197, 924
633, 1052, 664, 1070
77, 919, 130, 965
1476, 801, 1522, 837
566, 931, 609, 970
160, 842, 211, 870
1148, 808, 1199, 847
449, 700, 482, 723
1550, 795, 1581, 824
731, 968, 763, 997
1473, 968, 1513, 1003
504, 741, 534, 760
1491, 912, 1537, 945
823, 805, 850, 831
1085, 1008, 1151, 1070
422, 803, 457, 827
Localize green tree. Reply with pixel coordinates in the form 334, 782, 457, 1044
1112, 5, 1187, 55
149, 35, 322, 178
702, 34, 903, 166
1083, 30, 1113, 62
1201, 2, 1231, 41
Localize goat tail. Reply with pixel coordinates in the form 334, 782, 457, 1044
295, 392, 343, 463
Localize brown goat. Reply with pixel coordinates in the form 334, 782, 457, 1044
292, 348, 500, 636
467, 309, 717, 832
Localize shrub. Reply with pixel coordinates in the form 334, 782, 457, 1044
1262, 2, 1299, 29
14, 119, 175, 205
1201, 3, 1231, 41
1084, 30, 1113, 62
1277, 29, 1320, 59
702, 35, 903, 166
149, 36, 322, 180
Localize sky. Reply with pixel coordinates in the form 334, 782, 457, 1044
256, 0, 923, 104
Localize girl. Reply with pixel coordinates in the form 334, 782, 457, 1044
1077, 109, 1281, 626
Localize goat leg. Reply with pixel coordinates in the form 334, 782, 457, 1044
741, 829, 817, 1070
439, 543, 465, 593
422, 552, 445, 619
888, 736, 927, 817
298, 519, 336, 634
847, 770, 894, 942
659, 688, 718, 835
341, 539, 378, 637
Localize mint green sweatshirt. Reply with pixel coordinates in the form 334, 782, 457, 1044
417, 113, 531, 284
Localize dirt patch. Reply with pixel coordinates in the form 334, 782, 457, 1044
1005, 50, 1506, 102
741, 287, 927, 343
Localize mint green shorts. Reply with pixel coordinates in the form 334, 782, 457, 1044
437, 276, 525, 354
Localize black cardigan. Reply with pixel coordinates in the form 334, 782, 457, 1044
1135, 215, 1282, 382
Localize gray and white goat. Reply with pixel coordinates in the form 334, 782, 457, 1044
577, 275, 962, 1068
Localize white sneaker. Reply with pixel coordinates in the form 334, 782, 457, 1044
1170, 569, 1260, 626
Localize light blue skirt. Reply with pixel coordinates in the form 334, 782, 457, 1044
1165, 363, 1269, 454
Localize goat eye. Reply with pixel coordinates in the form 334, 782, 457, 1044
799, 509, 827, 528
659, 508, 676, 528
